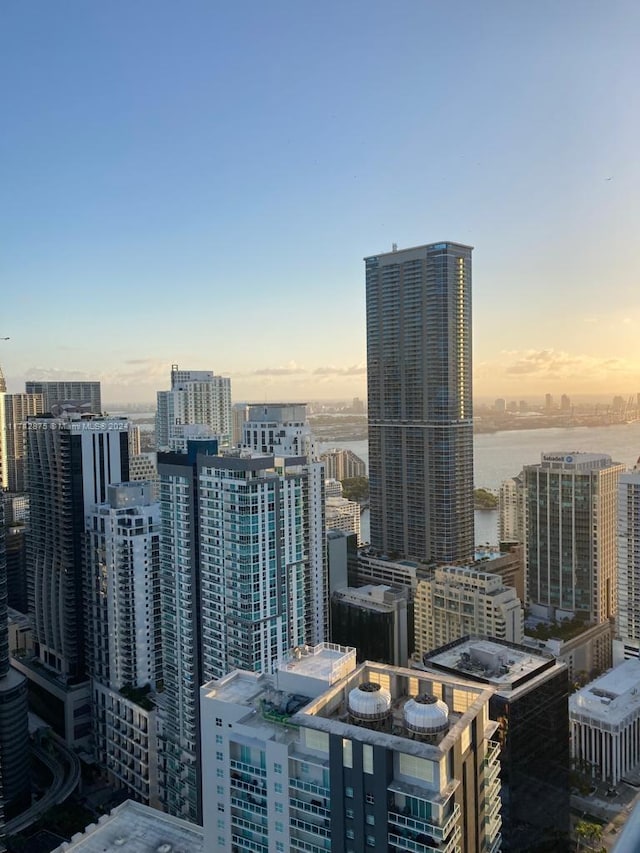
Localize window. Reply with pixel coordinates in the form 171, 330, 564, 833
215, 717, 222, 727
343, 738, 353, 768
217, 785, 224, 795
366, 836, 376, 847
216, 751, 223, 761
345, 786, 354, 798
346, 829, 355, 840
366, 793, 374, 804
346, 808, 354, 819
215, 735, 223, 744
363, 744, 373, 774
275, 821, 283, 832
276, 844, 284, 852
217, 819, 224, 829
216, 768, 223, 778
366, 814, 375, 825
275, 783, 283, 793
275, 802, 283, 813
274, 762, 282, 774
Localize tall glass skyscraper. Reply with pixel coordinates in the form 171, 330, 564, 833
365, 241, 474, 564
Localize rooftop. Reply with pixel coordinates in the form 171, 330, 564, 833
570, 659, 640, 727
424, 636, 561, 696
52, 800, 204, 852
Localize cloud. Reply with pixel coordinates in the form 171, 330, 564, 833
25, 366, 93, 381
313, 364, 366, 377
254, 362, 307, 376
503, 349, 630, 379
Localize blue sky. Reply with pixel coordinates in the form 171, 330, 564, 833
2, 1, 640, 402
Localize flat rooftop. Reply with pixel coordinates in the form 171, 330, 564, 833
53, 800, 204, 852
570, 659, 640, 727
424, 637, 559, 694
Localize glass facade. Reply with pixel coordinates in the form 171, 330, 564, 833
366, 243, 474, 564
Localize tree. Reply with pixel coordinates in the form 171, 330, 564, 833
473, 488, 498, 509
575, 819, 603, 852
341, 476, 369, 502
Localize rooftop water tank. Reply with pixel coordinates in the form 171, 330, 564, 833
348, 682, 392, 722
404, 694, 449, 735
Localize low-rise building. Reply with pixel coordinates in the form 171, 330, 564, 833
326, 496, 361, 544
570, 658, 640, 786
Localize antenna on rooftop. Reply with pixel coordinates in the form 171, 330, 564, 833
392, 243, 398, 252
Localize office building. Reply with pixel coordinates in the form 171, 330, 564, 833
201, 644, 502, 853
156, 364, 231, 449
25, 380, 101, 415
0, 391, 43, 491
242, 404, 327, 645
128, 452, 159, 500
86, 483, 161, 805
319, 447, 367, 481
330, 584, 409, 666
326, 495, 361, 544
424, 636, 570, 852
414, 566, 524, 657
570, 658, 640, 786
524, 452, 624, 623
0, 501, 31, 817
476, 543, 526, 603
616, 467, 640, 661
157, 440, 323, 821
365, 241, 474, 564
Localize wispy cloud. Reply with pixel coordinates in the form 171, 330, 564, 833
313, 363, 366, 377
503, 349, 630, 379
254, 361, 306, 376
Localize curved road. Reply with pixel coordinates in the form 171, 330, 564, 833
4, 735, 81, 837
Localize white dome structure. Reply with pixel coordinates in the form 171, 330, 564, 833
404, 694, 450, 736
348, 682, 392, 723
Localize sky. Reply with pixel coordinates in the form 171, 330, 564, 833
2, 1, 640, 404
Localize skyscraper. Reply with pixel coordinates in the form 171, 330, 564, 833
0, 391, 43, 491
365, 241, 474, 564
156, 364, 231, 449
25, 380, 101, 415
524, 452, 623, 624
157, 439, 325, 821
25, 416, 131, 680
615, 464, 640, 662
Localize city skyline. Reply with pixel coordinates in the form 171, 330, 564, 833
3, 2, 640, 402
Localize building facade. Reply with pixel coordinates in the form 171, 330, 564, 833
330, 585, 409, 666
157, 440, 324, 822
202, 644, 502, 853
326, 496, 361, 544
86, 483, 161, 805
365, 241, 474, 564
0, 392, 43, 491
319, 447, 367, 481
570, 658, 640, 786
25, 380, 101, 415
616, 468, 640, 661
25, 416, 131, 680
498, 475, 525, 544
414, 566, 524, 657
424, 636, 570, 852
524, 452, 624, 623
156, 364, 231, 449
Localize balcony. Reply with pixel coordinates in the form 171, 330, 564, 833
388, 803, 461, 843
289, 777, 329, 798
388, 831, 459, 853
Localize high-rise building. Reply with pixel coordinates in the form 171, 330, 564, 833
524, 452, 624, 623
156, 364, 231, 449
25, 380, 101, 415
242, 404, 327, 645
616, 466, 640, 662
319, 447, 367, 481
365, 241, 474, 564
0, 500, 31, 818
231, 402, 249, 446
424, 636, 570, 852
0, 391, 43, 491
498, 474, 525, 544
25, 416, 131, 681
201, 645, 502, 853
86, 482, 161, 805
414, 565, 524, 656
157, 440, 324, 821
